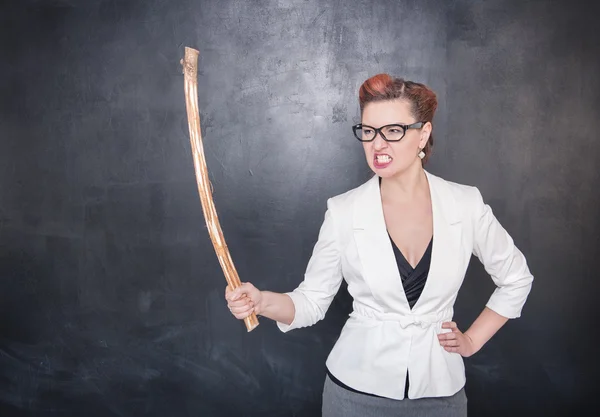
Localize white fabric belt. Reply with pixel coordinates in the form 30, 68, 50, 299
350, 306, 453, 329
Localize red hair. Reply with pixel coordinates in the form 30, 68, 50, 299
358, 74, 438, 164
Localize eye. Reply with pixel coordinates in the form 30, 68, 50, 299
362, 128, 374, 135
388, 128, 402, 134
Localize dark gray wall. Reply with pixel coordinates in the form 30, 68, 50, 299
1, 0, 598, 416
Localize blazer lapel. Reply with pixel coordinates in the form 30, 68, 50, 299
351, 171, 463, 313
353, 175, 410, 312
411, 171, 462, 313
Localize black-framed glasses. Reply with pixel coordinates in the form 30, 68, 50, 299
352, 122, 425, 142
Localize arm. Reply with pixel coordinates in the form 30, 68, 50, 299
226, 286, 296, 325
463, 306, 508, 352
226, 198, 344, 331
439, 306, 508, 357
276, 198, 344, 332
439, 187, 533, 356
471, 187, 534, 320
259, 291, 296, 325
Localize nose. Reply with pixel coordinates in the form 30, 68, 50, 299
372, 131, 387, 150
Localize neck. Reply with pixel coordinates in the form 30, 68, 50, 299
380, 163, 428, 203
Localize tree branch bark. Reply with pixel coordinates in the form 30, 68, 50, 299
181, 46, 259, 332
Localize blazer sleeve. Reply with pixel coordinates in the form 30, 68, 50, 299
277, 198, 344, 332
471, 187, 534, 319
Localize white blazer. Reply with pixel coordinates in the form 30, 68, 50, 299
276, 170, 533, 400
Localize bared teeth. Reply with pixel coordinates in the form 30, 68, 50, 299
376, 155, 392, 163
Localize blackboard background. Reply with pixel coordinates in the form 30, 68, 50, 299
1, 0, 599, 416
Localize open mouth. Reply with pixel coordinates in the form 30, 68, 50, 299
374, 154, 393, 168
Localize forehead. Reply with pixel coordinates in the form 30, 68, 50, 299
362, 99, 414, 125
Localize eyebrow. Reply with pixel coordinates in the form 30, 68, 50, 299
362, 122, 410, 126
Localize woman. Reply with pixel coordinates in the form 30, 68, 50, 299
225, 74, 533, 417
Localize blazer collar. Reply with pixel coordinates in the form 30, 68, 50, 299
351, 170, 462, 312
353, 170, 460, 231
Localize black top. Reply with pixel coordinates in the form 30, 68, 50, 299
326, 233, 433, 399
392, 233, 433, 309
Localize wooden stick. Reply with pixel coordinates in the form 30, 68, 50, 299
181, 47, 259, 332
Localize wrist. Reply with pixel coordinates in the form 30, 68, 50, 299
464, 330, 483, 354
256, 290, 270, 316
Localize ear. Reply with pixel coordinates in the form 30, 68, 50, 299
419, 122, 432, 148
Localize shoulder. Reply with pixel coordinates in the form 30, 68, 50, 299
426, 171, 488, 226
327, 175, 375, 210
315, 176, 376, 230
427, 171, 483, 205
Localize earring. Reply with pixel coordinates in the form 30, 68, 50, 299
418, 149, 425, 159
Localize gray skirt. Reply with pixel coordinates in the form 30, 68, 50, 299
322, 375, 467, 417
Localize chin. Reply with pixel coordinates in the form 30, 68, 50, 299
368, 164, 397, 178
368, 161, 413, 179
373, 169, 397, 178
